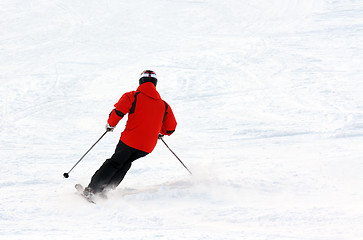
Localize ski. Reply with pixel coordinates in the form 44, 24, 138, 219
75, 184, 96, 204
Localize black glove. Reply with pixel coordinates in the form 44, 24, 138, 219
158, 134, 164, 139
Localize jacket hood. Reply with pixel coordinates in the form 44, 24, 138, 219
137, 82, 161, 100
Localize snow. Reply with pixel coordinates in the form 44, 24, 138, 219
1, 0, 363, 239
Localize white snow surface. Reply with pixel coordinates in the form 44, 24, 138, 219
1, 0, 363, 239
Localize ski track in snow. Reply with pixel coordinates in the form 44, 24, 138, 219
1, 0, 363, 239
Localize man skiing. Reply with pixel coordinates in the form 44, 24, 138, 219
83, 70, 177, 199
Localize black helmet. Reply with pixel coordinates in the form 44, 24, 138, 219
139, 70, 157, 86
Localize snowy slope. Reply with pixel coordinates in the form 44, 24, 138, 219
1, 0, 363, 239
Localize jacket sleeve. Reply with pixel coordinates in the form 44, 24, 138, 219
107, 91, 135, 127
160, 102, 177, 136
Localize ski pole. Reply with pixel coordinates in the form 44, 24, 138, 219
160, 137, 192, 175
63, 130, 108, 178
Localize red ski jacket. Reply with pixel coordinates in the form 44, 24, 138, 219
107, 82, 177, 153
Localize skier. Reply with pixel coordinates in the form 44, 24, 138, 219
83, 70, 177, 198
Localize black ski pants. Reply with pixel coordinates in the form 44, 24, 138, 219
88, 140, 148, 193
